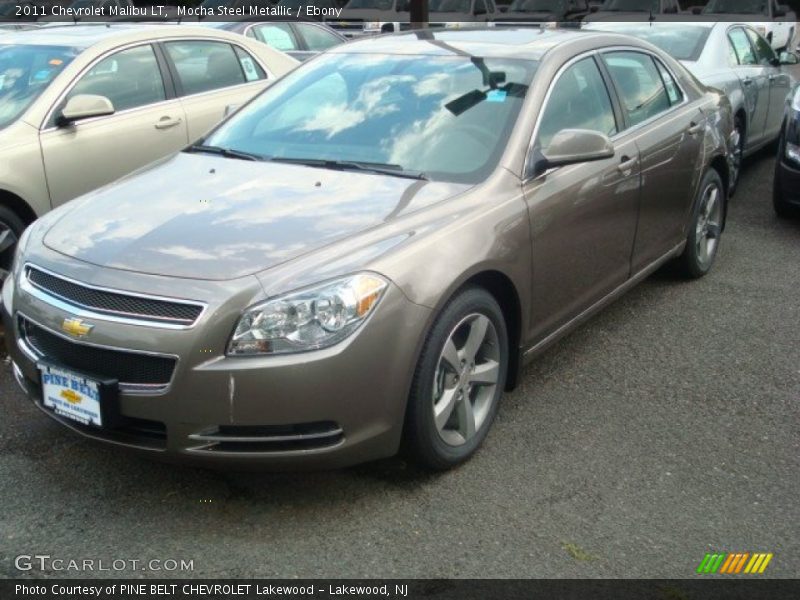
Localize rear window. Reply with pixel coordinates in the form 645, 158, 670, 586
591, 25, 712, 62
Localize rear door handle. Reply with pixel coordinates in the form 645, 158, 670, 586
617, 156, 637, 173
155, 117, 182, 130
688, 121, 704, 135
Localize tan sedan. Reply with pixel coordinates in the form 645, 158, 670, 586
3, 29, 734, 470
0, 24, 298, 275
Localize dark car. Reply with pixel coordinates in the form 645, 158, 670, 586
584, 0, 682, 21
774, 79, 800, 217
496, 0, 591, 25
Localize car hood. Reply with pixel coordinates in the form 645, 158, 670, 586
42, 153, 471, 281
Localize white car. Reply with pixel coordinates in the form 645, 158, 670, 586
702, 0, 797, 51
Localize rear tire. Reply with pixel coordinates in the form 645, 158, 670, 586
675, 169, 725, 279
404, 287, 508, 470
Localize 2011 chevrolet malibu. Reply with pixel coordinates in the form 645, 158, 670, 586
2, 28, 734, 470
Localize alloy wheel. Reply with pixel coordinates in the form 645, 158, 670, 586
730, 124, 743, 191
695, 182, 722, 270
432, 313, 500, 446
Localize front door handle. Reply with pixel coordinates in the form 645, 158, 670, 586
155, 116, 182, 130
687, 121, 704, 135
617, 156, 637, 173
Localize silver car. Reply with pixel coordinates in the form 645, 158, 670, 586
589, 22, 798, 191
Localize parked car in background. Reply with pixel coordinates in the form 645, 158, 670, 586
0, 23, 41, 31
588, 22, 797, 192
701, 0, 796, 51
774, 82, 800, 216
428, 0, 499, 24
496, 0, 591, 25
0, 24, 297, 276
207, 20, 347, 61
3, 28, 733, 470
584, 0, 683, 22
327, 0, 410, 37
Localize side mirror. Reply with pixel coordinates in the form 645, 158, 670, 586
690, 6, 702, 14
59, 94, 115, 125
589, 4, 599, 11
774, 5, 787, 17
779, 51, 799, 65
530, 129, 615, 176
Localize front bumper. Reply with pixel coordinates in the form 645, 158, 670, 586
777, 156, 800, 207
3, 257, 432, 470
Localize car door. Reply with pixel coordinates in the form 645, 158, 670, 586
39, 43, 188, 207
728, 26, 770, 148
162, 39, 271, 142
746, 26, 792, 141
523, 55, 640, 341
601, 50, 705, 273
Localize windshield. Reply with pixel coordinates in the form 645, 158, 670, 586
594, 25, 712, 61
509, 0, 566, 12
429, 0, 472, 12
203, 53, 536, 184
345, 0, 395, 9
0, 44, 78, 130
601, 0, 659, 11
703, 0, 768, 14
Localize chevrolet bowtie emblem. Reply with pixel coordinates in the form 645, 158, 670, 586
61, 318, 93, 338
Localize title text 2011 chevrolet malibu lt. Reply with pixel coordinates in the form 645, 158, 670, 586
2, 29, 734, 470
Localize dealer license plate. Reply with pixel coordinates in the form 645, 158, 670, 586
39, 364, 104, 427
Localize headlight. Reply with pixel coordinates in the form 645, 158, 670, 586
228, 273, 388, 356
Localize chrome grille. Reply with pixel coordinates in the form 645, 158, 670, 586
26, 266, 204, 326
20, 317, 176, 388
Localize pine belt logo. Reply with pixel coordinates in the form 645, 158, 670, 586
697, 552, 774, 575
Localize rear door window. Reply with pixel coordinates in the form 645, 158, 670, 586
603, 51, 672, 128
164, 41, 246, 96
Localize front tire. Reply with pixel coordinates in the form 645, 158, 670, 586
0, 205, 25, 279
404, 287, 508, 470
675, 169, 725, 279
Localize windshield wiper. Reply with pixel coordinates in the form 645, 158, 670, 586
185, 144, 264, 162
267, 158, 429, 181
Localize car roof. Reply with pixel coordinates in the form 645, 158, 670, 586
0, 23, 236, 49
329, 27, 640, 61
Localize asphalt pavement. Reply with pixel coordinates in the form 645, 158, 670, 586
1, 119, 799, 580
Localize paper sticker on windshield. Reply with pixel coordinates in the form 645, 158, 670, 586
240, 57, 259, 82
487, 90, 507, 103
